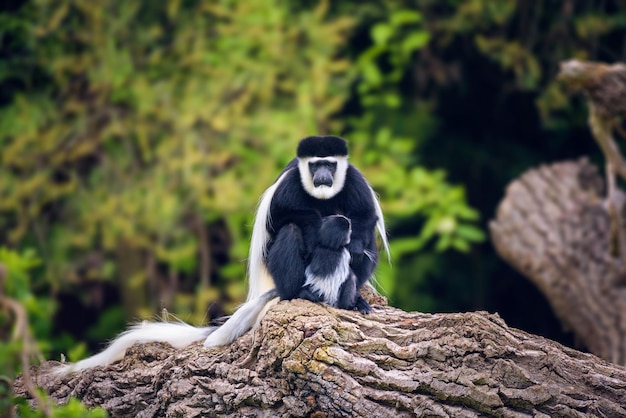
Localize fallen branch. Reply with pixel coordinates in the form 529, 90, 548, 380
15, 298, 626, 417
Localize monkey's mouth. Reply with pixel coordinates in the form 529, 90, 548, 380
313, 178, 333, 188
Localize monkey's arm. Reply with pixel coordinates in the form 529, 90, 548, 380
266, 224, 308, 300
340, 167, 381, 286
343, 216, 377, 314
346, 214, 378, 283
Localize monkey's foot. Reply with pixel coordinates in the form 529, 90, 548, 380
355, 296, 373, 314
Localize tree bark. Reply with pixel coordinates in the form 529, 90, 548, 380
14, 298, 626, 417
490, 158, 626, 366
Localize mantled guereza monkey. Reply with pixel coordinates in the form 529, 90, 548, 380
260, 136, 388, 313
56, 136, 389, 373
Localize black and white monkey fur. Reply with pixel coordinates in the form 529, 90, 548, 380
56, 136, 389, 373
275, 214, 358, 311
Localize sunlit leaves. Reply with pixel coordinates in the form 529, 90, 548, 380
356, 8, 430, 106
345, 3, 488, 297
0, 0, 361, 325
0, 0, 490, 328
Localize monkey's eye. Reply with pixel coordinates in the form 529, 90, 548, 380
309, 160, 337, 174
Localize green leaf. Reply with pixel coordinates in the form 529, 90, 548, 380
451, 237, 471, 253
402, 31, 431, 53
361, 61, 383, 86
390, 10, 423, 26
384, 93, 401, 108
435, 234, 452, 252
455, 224, 486, 242
371, 23, 392, 46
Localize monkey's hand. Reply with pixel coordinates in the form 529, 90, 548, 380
297, 286, 324, 303
347, 240, 364, 262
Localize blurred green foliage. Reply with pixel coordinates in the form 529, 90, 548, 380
13, 397, 108, 418
1, 1, 626, 412
0, 0, 482, 336
0, 248, 107, 416
385, 0, 626, 318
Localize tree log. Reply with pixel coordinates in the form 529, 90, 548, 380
490, 158, 626, 365
14, 299, 626, 417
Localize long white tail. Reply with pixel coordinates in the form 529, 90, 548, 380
247, 172, 292, 301
55, 290, 279, 374
369, 185, 391, 264
55, 322, 215, 374
203, 289, 279, 347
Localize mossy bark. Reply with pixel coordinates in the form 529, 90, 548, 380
15, 298, 626, 417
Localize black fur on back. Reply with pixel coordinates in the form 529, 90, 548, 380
297, 136, 348, 158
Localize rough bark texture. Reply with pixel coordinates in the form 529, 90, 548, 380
490, 158, 626, 366
15, 298, 626, 417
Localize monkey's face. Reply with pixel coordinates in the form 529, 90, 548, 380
298, 156, 348, 200
309, 160, 337, 187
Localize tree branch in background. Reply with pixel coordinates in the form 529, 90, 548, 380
490, 159, 626, 365
492, 60, 626, 365
558, 59, 626, 263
